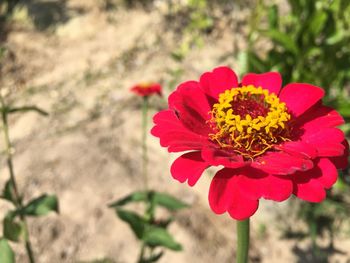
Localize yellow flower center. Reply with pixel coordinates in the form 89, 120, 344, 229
139, 82, 154, 89
209, 85, 291, 159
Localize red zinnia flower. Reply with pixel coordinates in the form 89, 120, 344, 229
130, 82, 162, 97
151, 66, 349, 220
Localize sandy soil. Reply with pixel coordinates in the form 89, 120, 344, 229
0, 1, 349, 262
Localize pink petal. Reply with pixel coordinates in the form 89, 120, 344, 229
293, 178, 326, 202
302, 127, 345, 157
252, 151, 314, 175
329, 140, 349, 169
276, 141, 317, 159
153, 109, 184, 128
151, 110, 208, 152
167, 142, 207, 152
291, 159, 337, 202
227, 196, 259, 221
316, 158, 338, 189
279, 83, 325, 117
208, 168, 259, 220
201, 146, 246, 168
236, 168, 293, 201
170, 151, 209, 186
292, 165, 329, 202
199, 66, 239, 99
168, 81, 211, 135
241, 72, 282, 95
153, 129, 207, 152
295, 105, 344, 131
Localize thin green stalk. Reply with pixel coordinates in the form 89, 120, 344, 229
236, 219, 250, 263
137, 244, 146, 263
0, 96, 36, 263
139, 97, 152, 263
141, 96, 149, 192
310, 220, 318, 257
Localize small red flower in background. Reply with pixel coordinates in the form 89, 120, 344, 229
151, 66, 349, 220
130, 82, 162, 97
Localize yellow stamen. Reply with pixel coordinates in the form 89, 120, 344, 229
209, 85, 291, 158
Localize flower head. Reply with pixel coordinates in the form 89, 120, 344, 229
130, 82, 162, 97
151, 66, 348, 220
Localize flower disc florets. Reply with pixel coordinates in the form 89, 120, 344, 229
209, 85, 291, 158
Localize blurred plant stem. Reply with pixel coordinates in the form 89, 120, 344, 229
142, 96, 149, 192
236, 219, 250, 263
111, 94, 185, 263
248, 0, 263, 47
139, 96, 150, 263
0, 95, 36, 263
137, 244, 146, 263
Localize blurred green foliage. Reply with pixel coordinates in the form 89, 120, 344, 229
0, 46, 6, 70
0, 0, 20, 18
170, 0, 214, 62
242, 0, 350, 118
109, 191, 188, 262
243, 0, 350, 253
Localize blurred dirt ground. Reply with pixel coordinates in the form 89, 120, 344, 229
0, 0, 349, 262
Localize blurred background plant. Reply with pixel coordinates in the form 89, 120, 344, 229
241, 0, 350, 118
0, 92, 59, 263
109, 190, 187, 263
109, 92, 188, 263
240, 0, 350, 259
165, 0, 215, 90
0, 0, 21, 19
168, 0, 214, 62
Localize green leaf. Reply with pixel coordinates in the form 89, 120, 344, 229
334, 173, 348, 192
156, 217, 174, 229
145, 192, 156, 220
261, 30, 299, 54
0, 238, 15, 263
170, 51, 184, 62
3, 213, 27, 242
108, 191, 148, 208
306, 47, 321, 58
268, 4, 279, 29
309, 11, 327, 36
116, 209, 146, 239
153, 192, 188, 211
109, 191, 188, 212
143, 226, 182, 251
326, 29, 345, 45
8, 106, 49, 116
142, 251, 164, 263
339, 123, 350, 135
289, 0, 303, 14
337, 100, 350, 117
1, 180, 17, 204
22, 194, 59, 216
247, 52, 268, 73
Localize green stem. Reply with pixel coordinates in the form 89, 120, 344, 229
236, 219, 250, 263
0, 96, 36, 263
141, 96, 149, 192
310, 221, 318, 256
137, 244, 146, 263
